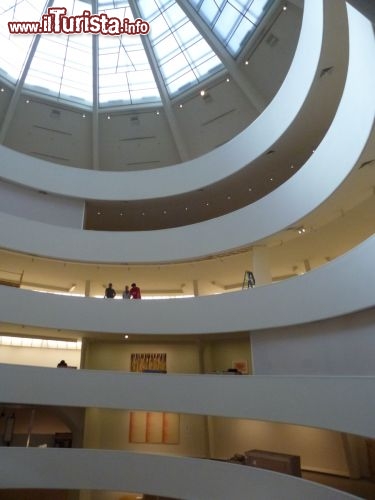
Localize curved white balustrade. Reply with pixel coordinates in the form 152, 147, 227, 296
0, 3, 373, 264
0, 448, 361, 499
0, 234, 374, 334
0, 364, 373, 438
0, 0, 324, 201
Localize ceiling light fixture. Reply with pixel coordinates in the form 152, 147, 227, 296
124, 334, 129, 339
200, 89, 205, 96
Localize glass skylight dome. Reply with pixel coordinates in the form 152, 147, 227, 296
0, 0, 272, 109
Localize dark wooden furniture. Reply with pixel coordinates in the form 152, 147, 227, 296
244, 449, 301, 476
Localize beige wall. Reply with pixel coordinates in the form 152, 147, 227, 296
0, 344, 81, 368
210, 418, 350, 476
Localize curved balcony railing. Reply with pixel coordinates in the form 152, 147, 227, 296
0, 364, 373, 439
0, 447, 360, 499
0, 234, 374, 334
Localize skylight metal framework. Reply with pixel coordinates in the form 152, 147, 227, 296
0, 0, 274, 108
187, 0, 272, 56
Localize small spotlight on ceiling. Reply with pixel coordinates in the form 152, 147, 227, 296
185, 207, 188, 211
205, 202, 209, 206
107, 115, 111, 120
97, 211, 102, 216
270, 177, 274, 181
120, 212, 124, 216
141, 212, 145, 216
156, 110, 160, 115
297, 227, 306, 234
227, 195, 231, 200
248, 187, 252, 191
226, 77, 230, 82
200, 89, 205, 96
283, 4, 287, 10
25, 99, 30, 104
245, 60, 249, 65
0, 88, 4, 92
124, 334, 129, 339
82, 114, 86, 118
163, 210, 167, 214
179, 104, 183, 108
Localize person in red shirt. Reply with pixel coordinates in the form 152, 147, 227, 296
130, 282, 141, 299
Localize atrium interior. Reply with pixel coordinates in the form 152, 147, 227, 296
0, 0, 374, 499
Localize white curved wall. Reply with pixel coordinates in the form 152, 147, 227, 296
0, 364, 373, 438
1, 234, 374, 334
0, 0, 324, 201
0, 448, 359, 499
0, 3, 372, 263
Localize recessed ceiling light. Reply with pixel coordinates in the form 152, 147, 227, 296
156, 110, 160, 115
107, 115, 111, 120
0, 88, 4, 92
226, 77, 230, 82
120, 212, 124, 216
270, 177, 274, 181
248, 187, 252, 191
82, 114, 86, 118
97, 211, 101, 215
124, 334, 129, 339
245, 61, 249, 65
179, 104, 183, 108
200, 89, 205, 96
25, 99, 30, 104
290, 164, 294, 169
163, 210, 167, 214
185, 207, 188, 211
141, 212, 145, 216
227, 195, 231, 200
205, 202, 209, 206
283, 5, 287, 11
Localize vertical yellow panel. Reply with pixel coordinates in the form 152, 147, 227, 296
163, 413, 180, 444
129, 411, 147, 443
146, 412, 163, 443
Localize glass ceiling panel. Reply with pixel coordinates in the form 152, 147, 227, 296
0, 0, 46, 83
187, 0, 272, 56
137, 0, 223, 95
0, 0, 271, 108
98, 0, 160, 106
24, 0, 93, 105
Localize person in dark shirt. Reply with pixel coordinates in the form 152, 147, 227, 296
104, 283, 116, 298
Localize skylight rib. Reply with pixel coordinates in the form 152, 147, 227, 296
137, 0, 223, 95
24, 0, 93, 105
187, 0, 272, 56
98, 0, 161, 106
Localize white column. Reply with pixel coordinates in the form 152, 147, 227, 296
251, 246, 272, 285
